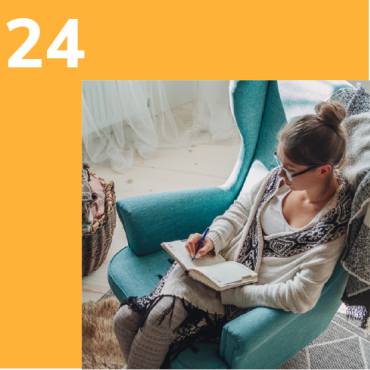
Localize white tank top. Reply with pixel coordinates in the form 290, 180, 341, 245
260, 184, 321, 236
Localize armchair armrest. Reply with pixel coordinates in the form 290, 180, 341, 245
116, 187, 235, 256
220, 306, 299, 369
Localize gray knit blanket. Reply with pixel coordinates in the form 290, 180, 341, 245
327, 83, 370, 331
342, 167, 370, 296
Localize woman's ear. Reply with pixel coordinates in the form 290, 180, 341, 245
318, 164, 332, 178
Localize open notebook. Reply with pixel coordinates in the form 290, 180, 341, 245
161, 240, 257, 292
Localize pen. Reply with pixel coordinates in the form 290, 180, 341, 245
191, 227, 209, 261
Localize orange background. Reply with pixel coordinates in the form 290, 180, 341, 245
0, 0, 368, 368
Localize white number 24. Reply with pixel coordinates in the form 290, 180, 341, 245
7, 19, 85, 68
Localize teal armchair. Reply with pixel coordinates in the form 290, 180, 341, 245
108, 80, 352, 369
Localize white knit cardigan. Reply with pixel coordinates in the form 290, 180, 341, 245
160, 168, 351, 315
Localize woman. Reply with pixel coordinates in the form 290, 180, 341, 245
113, 100, 352, 369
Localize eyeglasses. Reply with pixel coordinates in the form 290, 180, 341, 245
273, 152, 319, 182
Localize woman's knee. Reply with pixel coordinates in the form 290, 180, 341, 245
145, 296, 188, 332
113, 305, 141, 333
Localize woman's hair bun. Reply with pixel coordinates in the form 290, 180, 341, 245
314, 101, 346, 132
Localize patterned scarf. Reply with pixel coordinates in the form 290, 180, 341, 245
238, 168, 351, 268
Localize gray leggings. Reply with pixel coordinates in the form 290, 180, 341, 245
113, 296, 188, 369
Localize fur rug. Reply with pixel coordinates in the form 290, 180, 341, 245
82, 293, 124, 369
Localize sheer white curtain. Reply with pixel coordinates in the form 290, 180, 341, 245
82, 80, 240, 173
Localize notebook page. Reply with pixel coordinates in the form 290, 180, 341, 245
195, 261, 257, 286
162, 240, 226, 271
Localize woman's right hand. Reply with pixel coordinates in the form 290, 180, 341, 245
185, 233, 215, 259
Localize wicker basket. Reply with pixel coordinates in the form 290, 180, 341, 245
82, 173, 116, 277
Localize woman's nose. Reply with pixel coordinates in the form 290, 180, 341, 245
278, 168, 285, 178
